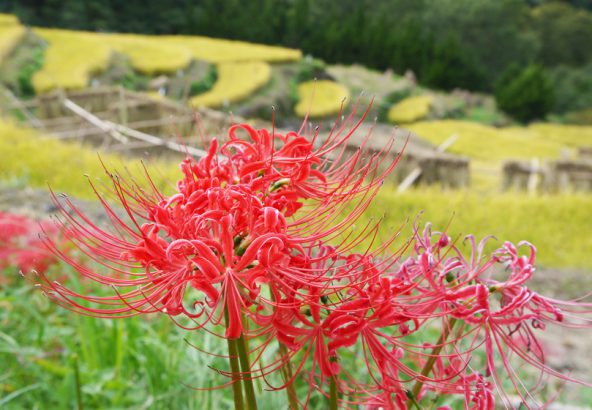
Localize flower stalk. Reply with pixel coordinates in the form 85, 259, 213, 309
278, 342, 298, 409
224, 309, 245, 410
407, 317, 458, 408
236, 332, 258, 410
329, 376, 338, 410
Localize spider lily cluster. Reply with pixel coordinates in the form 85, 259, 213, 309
37, 108, 592, 409
0, 211, 60, 275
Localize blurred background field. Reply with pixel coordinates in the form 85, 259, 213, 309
1, 0, 592, 408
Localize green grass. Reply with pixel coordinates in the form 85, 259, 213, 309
1, 266, 306, 409
1, 269, 218, 409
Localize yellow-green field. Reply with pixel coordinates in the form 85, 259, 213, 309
0, 13, 25, 62
160, 35, 302, 64
388, 95, 433, 124
407, 120, 592, 162
1, 119, 590, 270
32, 28, 112, 93
189, 61, 272, 108
406, 120, 592, 190
106, 33, 193, 76
28, 27, 301, 104
294, 80, 350, 118
0, 119, 179, 198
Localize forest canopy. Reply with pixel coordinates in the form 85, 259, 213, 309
2, 0, 591, 99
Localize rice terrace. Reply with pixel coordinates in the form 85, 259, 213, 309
1, 1, 592, 409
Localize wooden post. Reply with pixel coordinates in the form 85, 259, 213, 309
397, 134, 458, 192
118, 86, 128, 126
527, 157, 540, 196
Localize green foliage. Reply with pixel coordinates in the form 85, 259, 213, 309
0, 269, 233, 409
294, 57, 327, 83
189, 65, 217, 96
121, 71, 149, 91
495, 64, 555, 122
421, 33, 486, 91
533, 2, 592, 67
419, 0, 538, 87
548, 63, 592, 114
16, 46, 43, 97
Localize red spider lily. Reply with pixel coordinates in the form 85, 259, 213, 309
36, 106, 398, 335
0, 211, 61, 275
34, 104, 592, 410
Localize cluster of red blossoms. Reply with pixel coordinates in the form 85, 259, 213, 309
0, 211, 61, 276
38, 109, 592, 409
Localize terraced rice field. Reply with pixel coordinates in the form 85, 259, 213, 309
189, 61, 272, 108
0, 13, 26, 62
27, 27, 301, 108
294, 80, 350, 118
387, 95, 433, 124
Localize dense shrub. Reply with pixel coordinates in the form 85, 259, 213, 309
15, 46, 43, 97
421, 33, 487, 91
494, 64, 555, 122
294, 57, 328, 83
189, 65, 218, 96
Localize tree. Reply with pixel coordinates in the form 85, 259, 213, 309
532, 2, 592, 67
421, 33, 486, 91
421, 0, 540, 88
495, 64, 555, 122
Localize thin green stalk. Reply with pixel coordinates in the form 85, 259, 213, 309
270, 293, 298, 409
72, 353, 83, 410
236, 333, 258, 410
278, 343, 299, 409
329, 376, 338, 410
225, 310, 245, 410
407, 318, 458, 408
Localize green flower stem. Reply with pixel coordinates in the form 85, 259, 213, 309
72, 353, 83, 410
224, 310, 245, 410
270, 292, 298, 409
236, 332, 258, 410
278, 342, 299, 409
407, 317, 458, 408
329, 376, 338, 410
